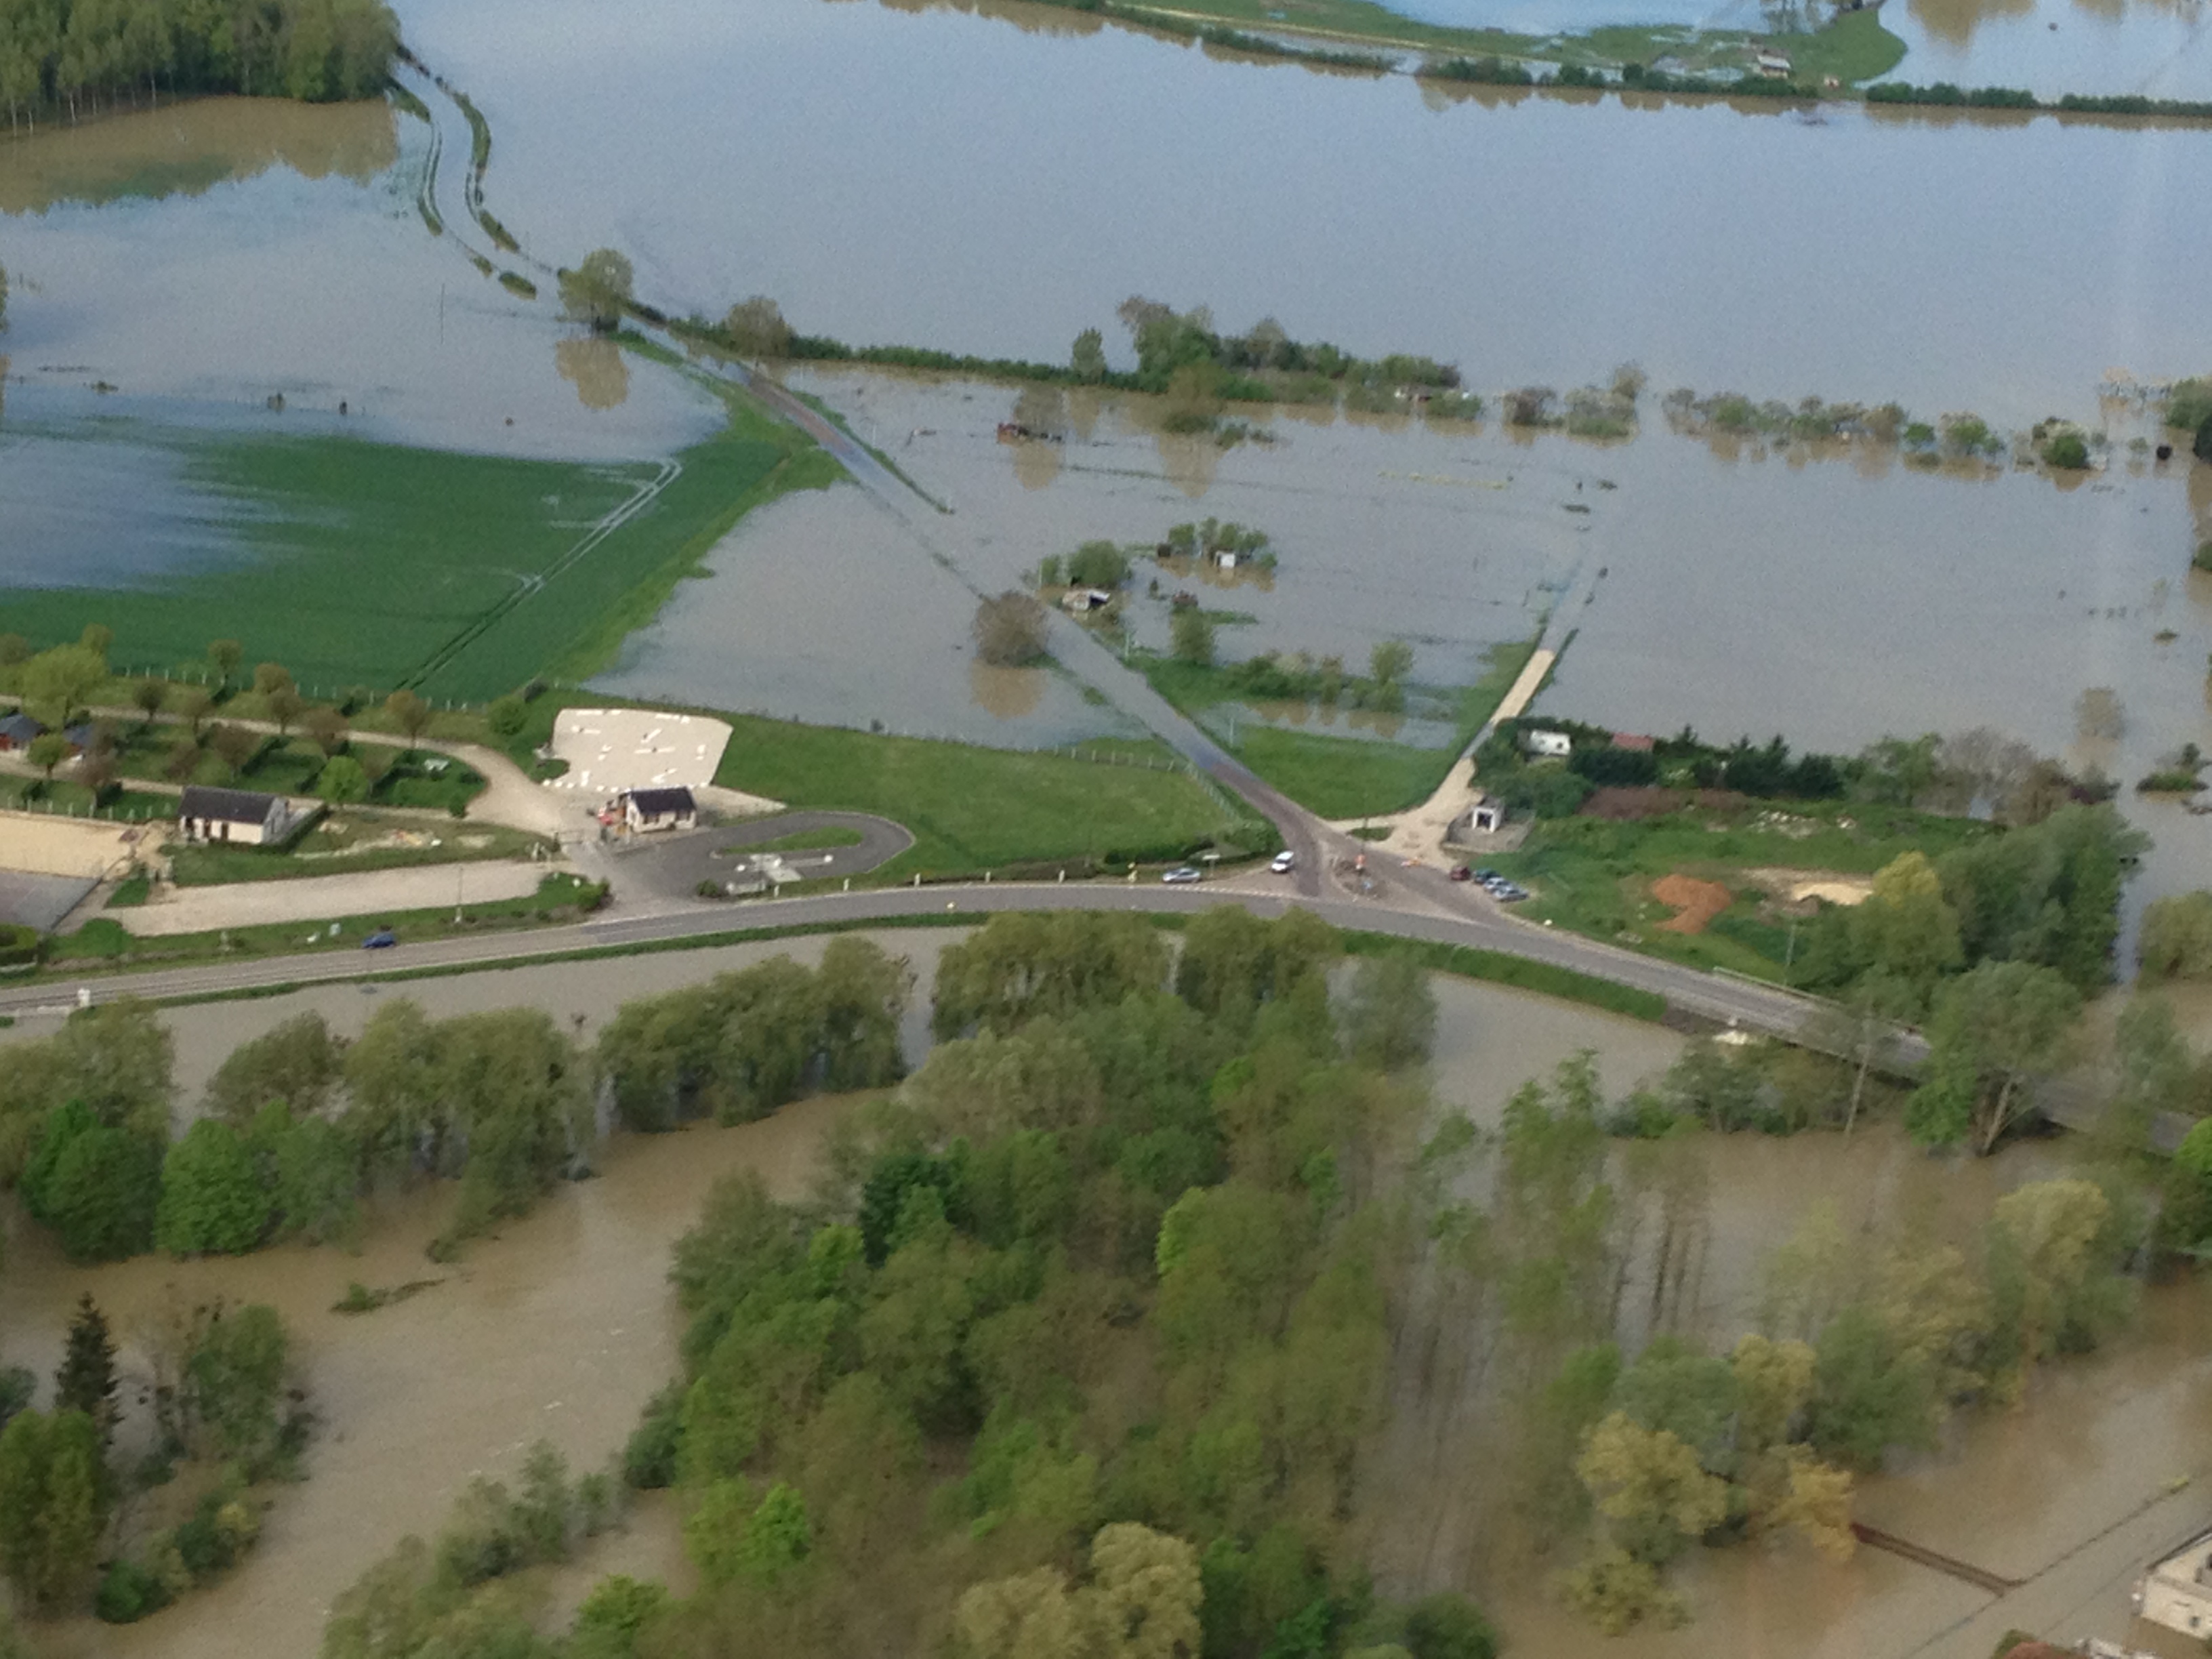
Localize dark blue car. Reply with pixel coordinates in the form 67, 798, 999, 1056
362, 930, 398, 949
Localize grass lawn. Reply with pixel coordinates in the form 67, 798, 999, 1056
44, 874, 606, 973
716, 825, 867, 855
0, 775, 172, 819
712, 715, 1265, 875
1487, 800, 1994, 981
169, 816, 549, 886
1143, 639, 1535, 820
0, 389, 831, 706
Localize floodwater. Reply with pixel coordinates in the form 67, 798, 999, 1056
0, 1092, 846, 1659
0, 943, 1680, 1655
391, 0, 2212, 418
589, 482, 1138, 745
743, 366, 2212, 920
1378, 0, 2211, 98
0, 98, 721, 459
1385, 1113, 2212, 1659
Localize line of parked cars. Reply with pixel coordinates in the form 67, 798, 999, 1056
1449, 865, 1528, 903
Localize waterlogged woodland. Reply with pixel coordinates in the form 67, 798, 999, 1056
0, 0, 398, 130
2, 901, 2211, 1654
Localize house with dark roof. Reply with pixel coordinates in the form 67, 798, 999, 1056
621, 786, 698, 833
0, 712, 45, 752
178, 785, 313, 846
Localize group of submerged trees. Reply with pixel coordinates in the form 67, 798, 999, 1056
1, 892, 2194, 1651
304, 903, 2184, 1656
0, 0, 398, 131
0, 938, 912, 1271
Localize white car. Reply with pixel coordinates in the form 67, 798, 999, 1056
1271, 850, 1297, 874
1162, 865, 1202, 884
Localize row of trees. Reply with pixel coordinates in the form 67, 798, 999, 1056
0, 0, 397, 131
0, 940, 919, 1271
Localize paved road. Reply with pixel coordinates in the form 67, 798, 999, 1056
600, 811, 913, 902
0, 875, 1822, 1033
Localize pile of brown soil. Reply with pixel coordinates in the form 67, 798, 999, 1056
1581, 786, 1687, 820
1650, 872, 1734, 934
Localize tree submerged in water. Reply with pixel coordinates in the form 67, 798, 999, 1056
0, 0, 398, 127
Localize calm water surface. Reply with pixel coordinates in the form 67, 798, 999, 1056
390, 0, 2212, 420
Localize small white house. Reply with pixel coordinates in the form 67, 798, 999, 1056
621, 786, 699, 833
1523, 729, 1572, 760
177, 785, 312, 846
1062, 588, 1114, 614
1214, 550, 1240, 571
1752, 48, 1793, 77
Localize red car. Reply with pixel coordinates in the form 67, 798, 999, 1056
1448, 865, 1473, 882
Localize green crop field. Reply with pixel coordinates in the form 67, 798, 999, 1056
0, 396, 827, 705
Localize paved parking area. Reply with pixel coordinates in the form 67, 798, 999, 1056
544, 708, 735, 800
607, 812, 913, 902
118, 861, 556, 937
0, 870, 98, 933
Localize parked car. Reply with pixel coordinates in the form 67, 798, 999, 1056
1162, 866, 1202, 884
1497, 886, 1528, 903
1474, 868, 1500, 882
1448, 864, 1472, 882
1271, 850, 1297, 874
362, 929, 398, 949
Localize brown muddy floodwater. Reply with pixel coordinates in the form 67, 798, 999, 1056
0, 1095, 842, 1659
0, 941, 1683, 1654
1386, 1120, 2212, 1659
1, 938, 2205, 1657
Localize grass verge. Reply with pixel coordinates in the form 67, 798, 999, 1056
45, 874, 606, 974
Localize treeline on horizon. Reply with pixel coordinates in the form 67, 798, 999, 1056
0, 0, 398, 127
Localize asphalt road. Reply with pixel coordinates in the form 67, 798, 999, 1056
0, 875, 1822, 1033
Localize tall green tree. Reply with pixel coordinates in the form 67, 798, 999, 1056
561, 249, 634, 333
52, 1295, 117, 1449
1906, 960, 2082, 1153
157, 1120, 272, 1256
0, 1408, 104, 1613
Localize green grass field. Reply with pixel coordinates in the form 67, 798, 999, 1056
1143, 640, 1534, 820
712, 715, 1266, 876
1488, 800, 1992, 981
0, 395, 829, 706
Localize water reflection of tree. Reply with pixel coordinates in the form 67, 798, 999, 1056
1155, 430, 1218, 499
1906, 0, 2036, 50
555, 337, 630, 411
968, 659, 1044, 719
1008, 385, 1066, 490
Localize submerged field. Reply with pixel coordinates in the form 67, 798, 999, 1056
0, 397, 828, 705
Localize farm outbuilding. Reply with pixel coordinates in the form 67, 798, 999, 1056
621, 786, 699, 832
178, 786, 313, 846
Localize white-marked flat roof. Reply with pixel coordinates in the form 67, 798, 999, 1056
546, 708, 734, 798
